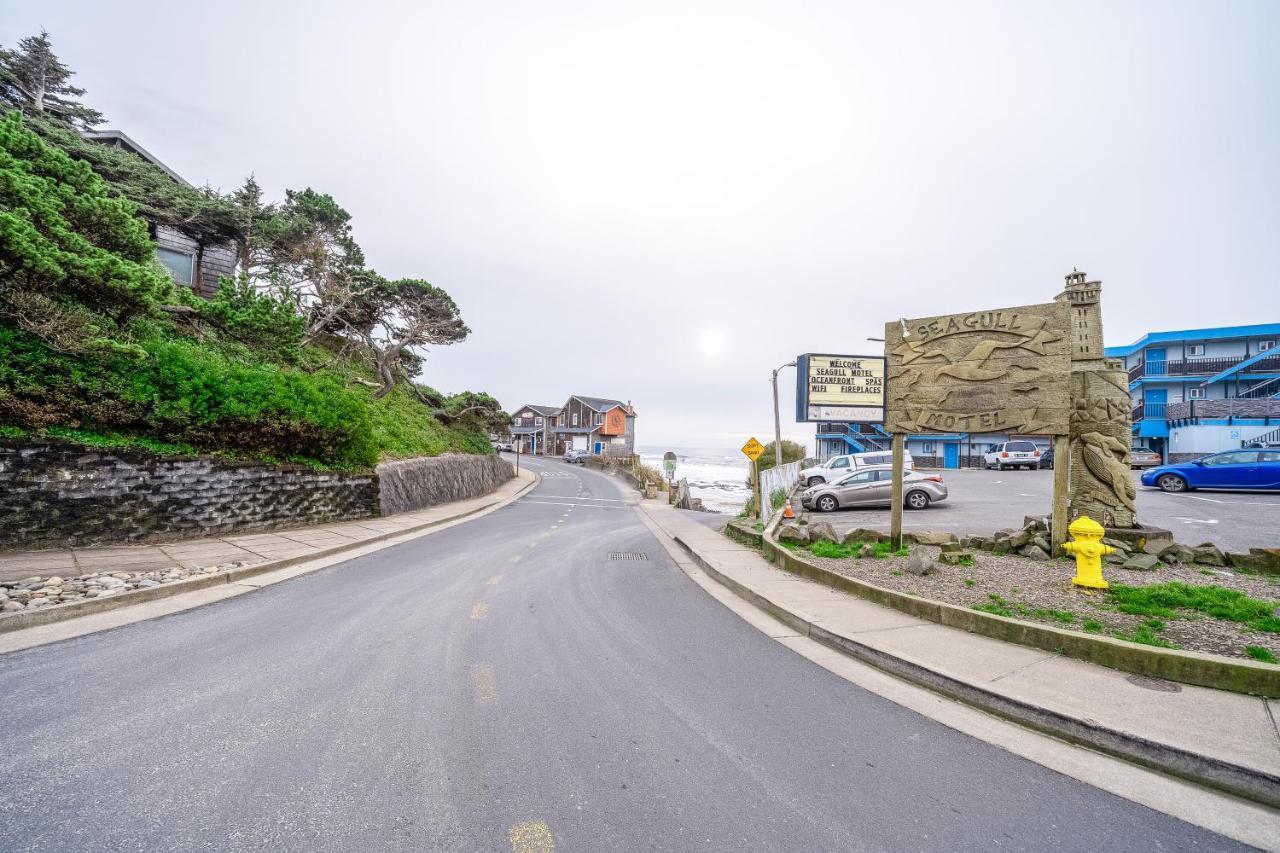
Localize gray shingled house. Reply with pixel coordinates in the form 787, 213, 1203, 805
84, 130, 237, 298
553, 395, 636, 457
509, 403, 562, 455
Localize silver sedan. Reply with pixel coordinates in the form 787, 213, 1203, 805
799, 466, 949, 512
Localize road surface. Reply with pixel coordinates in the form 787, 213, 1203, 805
0, 458, 1245, 851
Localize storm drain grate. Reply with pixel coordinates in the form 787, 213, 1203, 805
1125, 674, 1182, 693
608, 552, 649, 561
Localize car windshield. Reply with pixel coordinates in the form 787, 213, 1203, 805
1006, 441, 1037, 452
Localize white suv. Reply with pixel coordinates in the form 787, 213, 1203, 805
800, 450, 915, 487
983, 440, 1043, 471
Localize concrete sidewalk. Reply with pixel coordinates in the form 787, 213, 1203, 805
0, 471, 535, 584
637, 499, 1280, 809
0, 470, 537, 638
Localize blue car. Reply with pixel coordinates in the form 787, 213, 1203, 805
1141, 448, 1280, 493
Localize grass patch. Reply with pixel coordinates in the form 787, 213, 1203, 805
810, 540, 860, 559
1107, 583, 1280, 632
1082, 618, 1104, 634
963, 578, 976, 588
890, 570, 902, 577
872, 541, 910, 558
1245, 645, 1278, 664
973, 594, 1076, 624
952, 554, 976, 567
1112, 625, 1181, 649
770, 488, 787, 510
1199, 569, 1218, 576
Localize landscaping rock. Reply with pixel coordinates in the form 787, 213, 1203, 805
1158, 544, 1194, 564
1122, 553, 1161, 571
939, 542, 965, 554
1101, 537, 1132, 554
1019, 544, 1050, 561
807, 521, 838, 544
910, 531, 957, 546
1104, 552, 1127, 565
1021, 516, 1048, 533
1032, 535, 1051, 553
1226, 549, 1280, 574
1009, 529, 1033, 549
991, 538, 1012, 556
2, 601, 23, 612
858, 544, 877, 559
777, 524, 809, 545
1192, 543, 1226, 566
903, 552, 936, 576
842, 528, 886, 545
938, 550, 975, 566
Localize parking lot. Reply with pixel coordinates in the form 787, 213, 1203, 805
811, 468, 1280, 552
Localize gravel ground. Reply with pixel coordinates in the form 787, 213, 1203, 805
795, 543, 1280, 662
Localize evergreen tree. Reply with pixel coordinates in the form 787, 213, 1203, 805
0, 31, 104, 129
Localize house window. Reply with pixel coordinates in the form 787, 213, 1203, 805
1188, 387, 1206, 399
572, 413, 578, 426
595, 412, 603, 425
922, 442, 934, 453
1187, 344, 1205, 357
156, 247, 195, 286
1260, 340, 1276, 352
535, 417, 543, 426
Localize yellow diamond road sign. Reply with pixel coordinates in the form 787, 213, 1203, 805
741, 437, 766, 462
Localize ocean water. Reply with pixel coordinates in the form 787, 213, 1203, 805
637, 446, 751, 514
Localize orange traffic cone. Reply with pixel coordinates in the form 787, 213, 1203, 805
783, 497, 796, 520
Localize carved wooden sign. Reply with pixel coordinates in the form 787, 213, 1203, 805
884, 302, 1072, 436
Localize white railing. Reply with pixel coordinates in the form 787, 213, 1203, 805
759, 460, 802, 525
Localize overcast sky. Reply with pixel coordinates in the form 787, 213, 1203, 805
5, 1, 1277, 450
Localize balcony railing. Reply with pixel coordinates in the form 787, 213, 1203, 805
1132, 401, 1165, 421
1164, 399, 1280, 420
1129, 353, 1280, 381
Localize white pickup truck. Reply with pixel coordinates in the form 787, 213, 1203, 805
799, 450, 914, 487
983, 440, 1043, 471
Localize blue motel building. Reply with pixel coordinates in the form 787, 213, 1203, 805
1104, 323, 1280, 462
815, 322, 1280, 468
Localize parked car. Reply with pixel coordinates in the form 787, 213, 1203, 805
983, 440, 1043, 470
1141, 449, 1280, 492
1129, 447, 1162, 469
563, 449, 588, 464
1038, 445, 1054, 470
493, 440, 513, 452
799, 450, 914, 487
800, 466, 948, 512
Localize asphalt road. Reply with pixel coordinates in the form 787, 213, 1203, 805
0, 459, 1246, 851
815, 468, 1280, 552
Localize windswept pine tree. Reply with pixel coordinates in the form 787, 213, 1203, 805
0, 30, 104, 129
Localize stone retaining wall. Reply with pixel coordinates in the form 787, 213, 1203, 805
0, 440, 512, 549
376, 454, 514, 515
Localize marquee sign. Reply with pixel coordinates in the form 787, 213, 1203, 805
883, 303, 1072, 436
795, 353, 886, 423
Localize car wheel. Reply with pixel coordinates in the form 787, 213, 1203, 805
807, 476, 824, 487
905, 491, 930, 510
1157, 474, 1189, 493
816, 495, 838, 512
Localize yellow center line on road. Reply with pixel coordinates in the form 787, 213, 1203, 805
487, 574, 504, 585
470, 601, 489, 620
509, 820, 556, 853
471, 663, 496, 704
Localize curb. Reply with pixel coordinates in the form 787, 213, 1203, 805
761, 533, 1279, 698
668, 529, 1280, 810
0, 471, 538, 636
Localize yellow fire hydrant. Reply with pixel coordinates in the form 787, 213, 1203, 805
1062, 515, 1113, 589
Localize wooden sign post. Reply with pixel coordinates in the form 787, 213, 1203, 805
890, 433, 906, 550
741, 437, 766, 520
1051, 433, 1070, 552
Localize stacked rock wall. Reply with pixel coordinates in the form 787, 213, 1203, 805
376, 454, 514, 516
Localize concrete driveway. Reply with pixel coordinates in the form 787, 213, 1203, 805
809, 468, 1280, 552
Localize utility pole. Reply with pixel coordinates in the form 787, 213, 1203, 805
772, 361, 795, 468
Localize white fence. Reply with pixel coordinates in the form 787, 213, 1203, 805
758, 460, 802, 525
